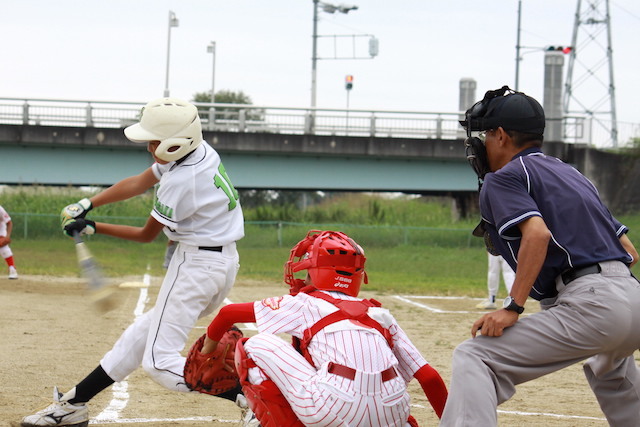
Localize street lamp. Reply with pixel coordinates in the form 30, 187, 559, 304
207, 41, 217, 104
207, 41, 217, 130
163, 11, 179, 97
310, 0, 358, 110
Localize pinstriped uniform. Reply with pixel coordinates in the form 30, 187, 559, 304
244, 290, 428, 426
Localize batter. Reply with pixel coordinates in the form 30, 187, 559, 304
22, 98, 244, 427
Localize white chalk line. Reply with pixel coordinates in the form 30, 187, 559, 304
399, 298, 607, 423
90, 417, 237, 424
93, 273, 150, 423
393, 294, 480, 314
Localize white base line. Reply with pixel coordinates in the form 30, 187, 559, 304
393, 295, 478, 314
90, 417, 237, 424
94, 274, 150, 422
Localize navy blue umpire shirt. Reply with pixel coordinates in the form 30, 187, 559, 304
479, 147, 633, 300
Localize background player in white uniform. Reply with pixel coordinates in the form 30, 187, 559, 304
476, 253, 515, 309
22, 98, 245, 427
0, 204, 18, 279
199, 230, 448, 426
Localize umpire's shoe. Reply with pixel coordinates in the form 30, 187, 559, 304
21, 387, 88, 427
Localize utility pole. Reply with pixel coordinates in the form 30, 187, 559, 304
514, 0, 522, 91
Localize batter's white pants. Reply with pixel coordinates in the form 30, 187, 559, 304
100, 242, 239, 392
487, 254, 515, 298
440, 261, 640, 427
244, 333, 410, 427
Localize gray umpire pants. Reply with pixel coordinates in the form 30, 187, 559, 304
440, 261, 640, 427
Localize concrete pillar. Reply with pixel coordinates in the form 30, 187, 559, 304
458, 78, 477, 138
543, 51, 565, 142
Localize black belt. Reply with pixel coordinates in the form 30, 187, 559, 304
199, 246, 222, 252
561, 263, 601, 285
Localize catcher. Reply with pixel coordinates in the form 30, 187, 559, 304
185, 230, 448, 426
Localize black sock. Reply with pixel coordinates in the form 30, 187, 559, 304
214, 383, 243, 402
69, 365, 115, 404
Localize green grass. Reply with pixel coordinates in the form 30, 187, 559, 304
4, 187, 640, 299
11, 235, 490, 297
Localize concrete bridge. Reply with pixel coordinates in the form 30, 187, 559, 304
0, 98, 638, 212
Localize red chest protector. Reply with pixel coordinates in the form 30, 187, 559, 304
293, 286, 394, 367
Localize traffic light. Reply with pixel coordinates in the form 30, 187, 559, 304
546, 46, 573, 54
345, 75, 354, 90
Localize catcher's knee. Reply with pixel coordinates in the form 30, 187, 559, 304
235, 338, 304, 427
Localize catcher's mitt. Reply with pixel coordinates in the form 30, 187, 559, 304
184, 326, 243, 395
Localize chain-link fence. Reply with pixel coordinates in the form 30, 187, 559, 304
10, 213, 482, 249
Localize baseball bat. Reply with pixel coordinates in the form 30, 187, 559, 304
72, 231, 116, 313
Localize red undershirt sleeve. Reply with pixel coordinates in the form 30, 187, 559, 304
206, 302, 256, 341
414, 364, 448, 419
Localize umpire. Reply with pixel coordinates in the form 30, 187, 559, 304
441, 86, 640, 426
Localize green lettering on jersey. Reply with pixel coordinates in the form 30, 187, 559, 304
214, 163, 239, 211
154, 200, 174, 219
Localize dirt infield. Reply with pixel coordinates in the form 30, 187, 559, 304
0, 274, 616, 426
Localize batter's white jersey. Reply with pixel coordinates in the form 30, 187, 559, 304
245, 290, 428, 426
100, 142, 243, 392
151, 143, 244, 246
0, 205, 10, 237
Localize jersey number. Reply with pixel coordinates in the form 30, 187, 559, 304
214, 163, 239, 210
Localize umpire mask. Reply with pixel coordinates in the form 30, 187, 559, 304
460, 86, 513, 181
460, 85, 546, 183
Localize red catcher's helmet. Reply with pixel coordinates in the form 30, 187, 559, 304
284, 230, 367, 297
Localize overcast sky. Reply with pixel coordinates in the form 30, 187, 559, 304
1, 1, 638, 132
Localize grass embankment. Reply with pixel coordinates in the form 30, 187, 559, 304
4, 186, 640, 297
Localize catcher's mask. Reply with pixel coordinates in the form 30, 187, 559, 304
284, 230, 368, 297
124, 97, 203, 162
459, 85, 545, 182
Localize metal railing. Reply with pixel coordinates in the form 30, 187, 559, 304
0, 97, 463, 140
0, 97, 637, 146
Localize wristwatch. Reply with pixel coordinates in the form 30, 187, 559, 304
503, 296, 525, 314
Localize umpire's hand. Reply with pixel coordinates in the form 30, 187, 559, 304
472, 309, 519, 338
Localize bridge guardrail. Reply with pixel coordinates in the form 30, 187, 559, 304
0, 97, 636, 146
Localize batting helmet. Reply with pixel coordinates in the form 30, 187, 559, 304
284, 230, 367, 297
124, 97, 203, 162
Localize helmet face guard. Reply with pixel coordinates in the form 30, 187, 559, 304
464, 136, 490, 183
284, 230, 367, 297
124, 98, 204, 162
459, 85, 545, 183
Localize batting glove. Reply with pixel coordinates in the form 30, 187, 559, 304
63, 218, 96, 237
60, 198, 93, 224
